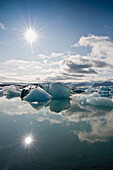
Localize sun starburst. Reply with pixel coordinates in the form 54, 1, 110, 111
24, 28, 37, 45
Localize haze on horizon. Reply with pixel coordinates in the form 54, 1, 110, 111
0, 0, 113, 83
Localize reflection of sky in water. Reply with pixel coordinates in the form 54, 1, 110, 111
1, 95, 113, 169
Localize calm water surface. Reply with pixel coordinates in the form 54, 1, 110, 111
0, 94, 113, 170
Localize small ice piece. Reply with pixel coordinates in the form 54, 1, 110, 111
100, 86, 110, 91
109, 89, 113, 96
48, 83, 71, 99
78, 92, 113, 107
0, 90, 3, 96
2, 85, 21, 97
43, 84, 49, 93
99, 90, 110, 97
6, 89, 21, 97
24, 87, 52, 102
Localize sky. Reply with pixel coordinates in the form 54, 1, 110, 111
0, 0, 113, 83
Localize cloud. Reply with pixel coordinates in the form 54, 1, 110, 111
0, 22, 6, 30
1, 34, 113, 83
74, 34, 113, 59
93, 60, 109, 68
38, 52, 64, 59
61, 58, 97, 74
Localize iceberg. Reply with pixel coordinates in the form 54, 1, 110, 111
24, 87, 52, 102
109, 89, 113, 96
99, 86, 110, 91
98, 86, 111, 97
21, 82, 71, 102
48, 83, 71, 99
2, 85, 21, 98
85, 88, 97, 94
98, 90, 110, 97
78, 92, 113, 107
21, 85, 35, 99
6, 89, 21, 97
0, 90, 3, 96
43, 84, 49, 93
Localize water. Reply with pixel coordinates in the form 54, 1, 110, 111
0, 94, 113, 169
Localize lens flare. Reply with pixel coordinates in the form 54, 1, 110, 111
24, 135, 34, 147
25, 28, 37, 44
25, 136, 32, 145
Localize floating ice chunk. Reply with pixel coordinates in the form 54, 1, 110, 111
2, 85, 21, 98
100, 86, 110, 91
98, 90, 110, 97
78, 92, 113, 107
0, 90, 3, 96
48, 83, 71, 99
6, 89, 21, 97
86, 88, 97, 93
109, 89, 113, 96
2, 85, 21, 97
43, 84, 49, 93
24, 87, 52, 102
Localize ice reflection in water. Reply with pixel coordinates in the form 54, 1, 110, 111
0, 94, 113, 143
1, 93, 113, 169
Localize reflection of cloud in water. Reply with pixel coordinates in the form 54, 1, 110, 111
1, 93, 113, 143
74, 111, 113, 143
0, 97, 38, 115
59, 95, 113, 143
37, 116, 62, 124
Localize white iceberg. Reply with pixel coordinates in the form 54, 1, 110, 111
2, 85, 21, 98
78, 92, 113, 107
6, 89, 21, 97
109, 88, 113, 96
98, 90, 110, 97
43, 84, 49, 93
24, 87, 52, 102
48, 83, 71, 99
0, 90, 3, 96
100, 86, 110, 91
85, 88, 97, 94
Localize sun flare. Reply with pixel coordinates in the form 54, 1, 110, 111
25, 28, 37, 44
24, 135, 33, 146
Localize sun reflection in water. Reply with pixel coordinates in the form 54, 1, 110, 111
25, 136, 32, 145
23, 134, 34, 148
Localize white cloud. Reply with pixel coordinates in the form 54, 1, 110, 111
38, 52, 64, 59
0, 22, 6, 30
75, 117, 113, 143
1, 34, 113, 83
74, 34, 113, 60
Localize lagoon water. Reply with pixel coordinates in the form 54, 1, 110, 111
0, 94, 113, 170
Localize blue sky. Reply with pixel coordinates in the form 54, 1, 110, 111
0, 0, 113, 83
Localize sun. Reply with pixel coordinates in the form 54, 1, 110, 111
24, 28, 37, 45
25, 136, 32, 145
24, 135, 34, 147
